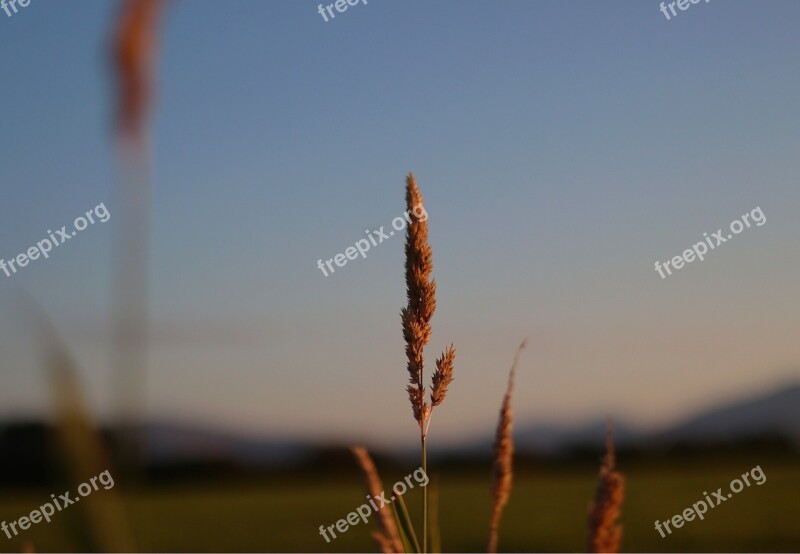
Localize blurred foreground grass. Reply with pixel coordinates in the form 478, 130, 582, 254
0, 460, 797, 552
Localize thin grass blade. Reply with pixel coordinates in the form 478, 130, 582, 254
394, 491, 421, 553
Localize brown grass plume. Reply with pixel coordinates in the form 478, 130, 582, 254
488, 339, 526, 553
401, 173, 438, 428
431, 344, 455, 407
112, 0, 165, 144
587, 420, 625, 553
351, 447, 404, 553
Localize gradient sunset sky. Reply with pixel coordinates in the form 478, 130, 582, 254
1, 0, 799, 449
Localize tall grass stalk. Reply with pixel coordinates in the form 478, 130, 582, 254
111, 0, 166, 479
421, 433, 427, 552
402, 174, 455, 553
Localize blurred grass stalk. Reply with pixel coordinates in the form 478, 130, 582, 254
21, 292, 135, 552
110, 157, 151, 478
110, 0, 165, 478
351, 447, 404, 553
488, 340, 525, 553
587, 421, 625, 553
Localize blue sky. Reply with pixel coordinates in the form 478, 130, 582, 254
1, 0, 799, 448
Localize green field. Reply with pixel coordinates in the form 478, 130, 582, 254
0, 460, 798, 552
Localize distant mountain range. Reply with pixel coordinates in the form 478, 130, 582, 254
110, 381, 800, 462
143, 423, 308, 466
654, 383, 800, 445
510, 382, 800, 454
1, 383, 797, 472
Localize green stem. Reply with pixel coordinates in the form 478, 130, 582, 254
422, 431, 427, 554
